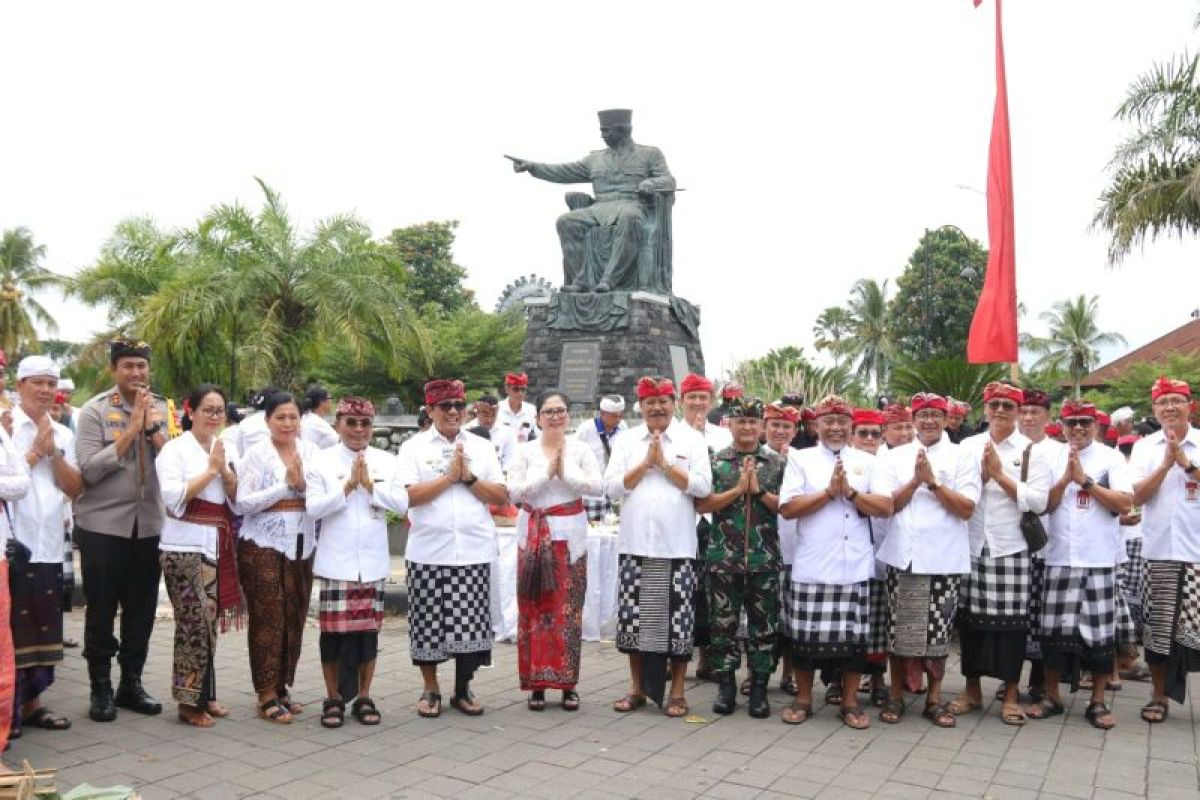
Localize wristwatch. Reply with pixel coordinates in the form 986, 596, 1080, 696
1186, 461, 1199, 476
927, 481, 940, 492
1081, 477, 1096, 491
462, 474, 478, 487
144, 422, 162, 438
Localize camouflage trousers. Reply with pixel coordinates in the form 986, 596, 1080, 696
707, 569, 780, 674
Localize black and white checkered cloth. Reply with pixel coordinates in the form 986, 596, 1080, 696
786, 579, 870, 657
406, 561, 492, 663
960, 545, 1032, 625
1038, 565, 1117, 653
616, 555, 695, 657
867, 578, 889, 654
1117, 537, 1145, 624
886, 569, 959, 658
583, 496, 611, 523
1025, 553, 1046, 659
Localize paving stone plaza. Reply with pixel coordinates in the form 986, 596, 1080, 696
5, 611, 1199, 799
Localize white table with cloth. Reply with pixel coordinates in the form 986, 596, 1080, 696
490, 522, 621, 642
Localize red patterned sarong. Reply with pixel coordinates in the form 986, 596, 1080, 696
518, 542, 587, 690
176, 498, 243, 632
0, 560, 14, 753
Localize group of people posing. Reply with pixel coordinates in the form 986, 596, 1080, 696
0, 343, 1196, 753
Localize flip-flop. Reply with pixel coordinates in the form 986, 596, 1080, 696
781, 701, 812, 725
527, 692, 546, 712
613, 693, 647, 713
417, 690, 442, 718
177, 706, 214, 728
839, 706, 870, 730
561, 690, 580, 712
450, 691, 484, 716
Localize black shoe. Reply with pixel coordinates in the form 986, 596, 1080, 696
748, 672, 770, 719
114, 677, 162, 715
712, 672, 737, 715
89, 680, 116, 722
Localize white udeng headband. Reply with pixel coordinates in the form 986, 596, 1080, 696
599, 396, 626, 413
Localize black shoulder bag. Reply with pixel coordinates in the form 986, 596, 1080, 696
1019, 443, 1048, 553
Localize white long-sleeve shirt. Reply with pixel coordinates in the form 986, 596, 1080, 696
507, 438, 604, 562
604, 419, 712, 559
876, 434, 981, 575
308, 444, 409, 582
232, 439, 322, 560
10, 406, 76, 564
156, 431, 230, 559
959, 430, 1051, 558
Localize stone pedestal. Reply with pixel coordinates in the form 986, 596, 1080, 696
522, 291, 705, 410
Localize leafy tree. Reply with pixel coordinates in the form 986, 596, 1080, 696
812, 307, 854, 366
1094, 51, 1200, 264
1021, 295, 1127, 399
727, 346, 862, 406
67, 217, 185, 328
889, 228, 987, 360
385, 221, 474, 315
0, 226, 63, 355
842, 278, 896, 392
889, 357, 1008, 408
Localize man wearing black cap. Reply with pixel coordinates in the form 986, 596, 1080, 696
74, 338, 168, 722
510, 109, 676, 293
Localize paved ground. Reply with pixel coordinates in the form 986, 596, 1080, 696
5, 609, 1200, 800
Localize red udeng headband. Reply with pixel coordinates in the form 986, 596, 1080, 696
424, 379, 465, 405
1151, 376, 1191, 400
636, 377, 676, 400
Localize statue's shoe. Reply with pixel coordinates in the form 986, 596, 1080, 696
593, 283, 611, 293
560, 284, 583, 293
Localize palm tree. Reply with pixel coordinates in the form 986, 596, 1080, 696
1094, 52, 1200, 264
0, 227, 62, 355
841, 278, 896, 392
812, 306, 854, 366
137, 178, 431, 394
890, 357, 1007, 405
67, 217, 186, 327
1022, 295, 1127, 398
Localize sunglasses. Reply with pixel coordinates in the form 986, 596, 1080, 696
987, 400, 1017, 412
1062, 417, 1093, 428
342, 417, 373, 429
855, 429, 882, 439
436, 401, 467, 412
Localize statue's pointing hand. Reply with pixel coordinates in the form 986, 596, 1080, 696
505, 154, 531, 173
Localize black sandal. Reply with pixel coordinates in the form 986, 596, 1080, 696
258, 698, 293, 724
1085, 701, 1115, 730
320, 698, 345, 729
1140, 701, 1168, 724
351, 696, 381, 725
528, 691, 546, 712
824, 683, 843, 706
450, 690, 484, 716
22, 707, 71, 731
879, 698, 906, 724
923, 702, 956, 728
561, 690, 580, 711
417, 690, 442, 718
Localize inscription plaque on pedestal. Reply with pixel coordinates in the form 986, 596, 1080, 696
558, 340, 601, 402
669, 345, 690, 385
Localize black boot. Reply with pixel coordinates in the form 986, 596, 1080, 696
89, 680, 116, 722
114, 676, 162, 715
748, 672, 771, 718
712, 672, 737, 715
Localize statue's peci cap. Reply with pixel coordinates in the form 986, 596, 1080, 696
598, 108, 632, 127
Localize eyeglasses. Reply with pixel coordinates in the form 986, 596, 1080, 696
855, 429, 882, 439
342, 418, 373, 429
196, 407, 226, 419
1154, 396, 1189, 407
509, 386, 527, 393
435, 401, 466, 412
914, 411, 944, 422
540, 408, 568, 418
987, 400, 1017, 412
1062, 418, 1094, 428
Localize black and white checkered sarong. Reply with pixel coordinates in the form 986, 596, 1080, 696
1117, 537, 1145, 627
616, 555, 695, 657
867, 578, 889, 654
1038, 566, 1117, 659
886, 568, 959, 658
960, 545, 1031, 629
1143, 560, 1200, 657
406, 561, 492, 663
583, 496, 611, 523
786, 580, 870, 657
1025, 553, 1046, 659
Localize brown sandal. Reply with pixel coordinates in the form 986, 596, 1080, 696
1001, 704, 1027, 726
1085, 701, 1115, 730
947, 694, 981, 716
613, 693, 647, 713
879, 698, 906, 724
258, 698, 293, 724
665, 696, 689, 717
839, 706, 870, 729
781, 701, 812, 725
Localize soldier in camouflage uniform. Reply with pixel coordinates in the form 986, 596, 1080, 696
694, 397, 784, 718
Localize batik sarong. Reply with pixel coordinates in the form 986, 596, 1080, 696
161, 552, 218, 706
517, 543, 586, 690
237, 539, 313, 695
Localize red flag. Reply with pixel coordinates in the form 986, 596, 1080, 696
966, 0, 1018, 364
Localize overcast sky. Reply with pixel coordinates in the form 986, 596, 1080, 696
4, 0, 1199, 378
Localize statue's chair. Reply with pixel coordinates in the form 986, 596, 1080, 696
564, 190, 674, 294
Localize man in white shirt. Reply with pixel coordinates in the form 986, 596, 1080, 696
1025, 400, 1131, 730
1115, 433, 1147, 681
876, 393, 979, 728
307, 397, 409, 728
574, 394, 627, 521
765, 403, 800, 696
498, 372, 538, 444
1130, 377, 1200, 722
849, 408, 890, 707
1014, 388, 1062, 704
397, 379, 508, 718
470, 395, 517, 473
882, 404, 915, 450
604, 376, 712, 716
778, 395, 893, 729
678, 373, 731, 680
8, 356, 83, 735
949, 383, 1051, 725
